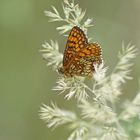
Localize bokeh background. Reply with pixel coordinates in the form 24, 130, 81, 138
0, 0, 140, 140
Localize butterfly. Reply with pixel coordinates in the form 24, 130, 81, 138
58, 26, 102, 77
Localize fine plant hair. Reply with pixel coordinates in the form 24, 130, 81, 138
39, 0, 140, 140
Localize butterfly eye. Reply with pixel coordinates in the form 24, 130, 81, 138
57, 66, 64, 75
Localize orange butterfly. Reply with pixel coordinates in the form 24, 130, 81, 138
58, 26, 102, 77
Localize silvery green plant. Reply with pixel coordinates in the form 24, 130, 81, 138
40, 0, 140, 140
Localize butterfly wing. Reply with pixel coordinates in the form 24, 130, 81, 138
63, 26, 88, 67
63, 43, 102, 77
82, 43, 102, 64
80, 43, 102, 76
69, 42, 102, 76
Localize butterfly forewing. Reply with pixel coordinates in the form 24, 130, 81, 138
63, 26, 88, 67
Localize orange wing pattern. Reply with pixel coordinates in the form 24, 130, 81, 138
59, 26, 102, 77
63, 26, 88, 67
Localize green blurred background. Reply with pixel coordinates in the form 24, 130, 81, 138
0, 0, 140, 140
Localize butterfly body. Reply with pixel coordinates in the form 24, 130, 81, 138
59, 26, 102, 77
